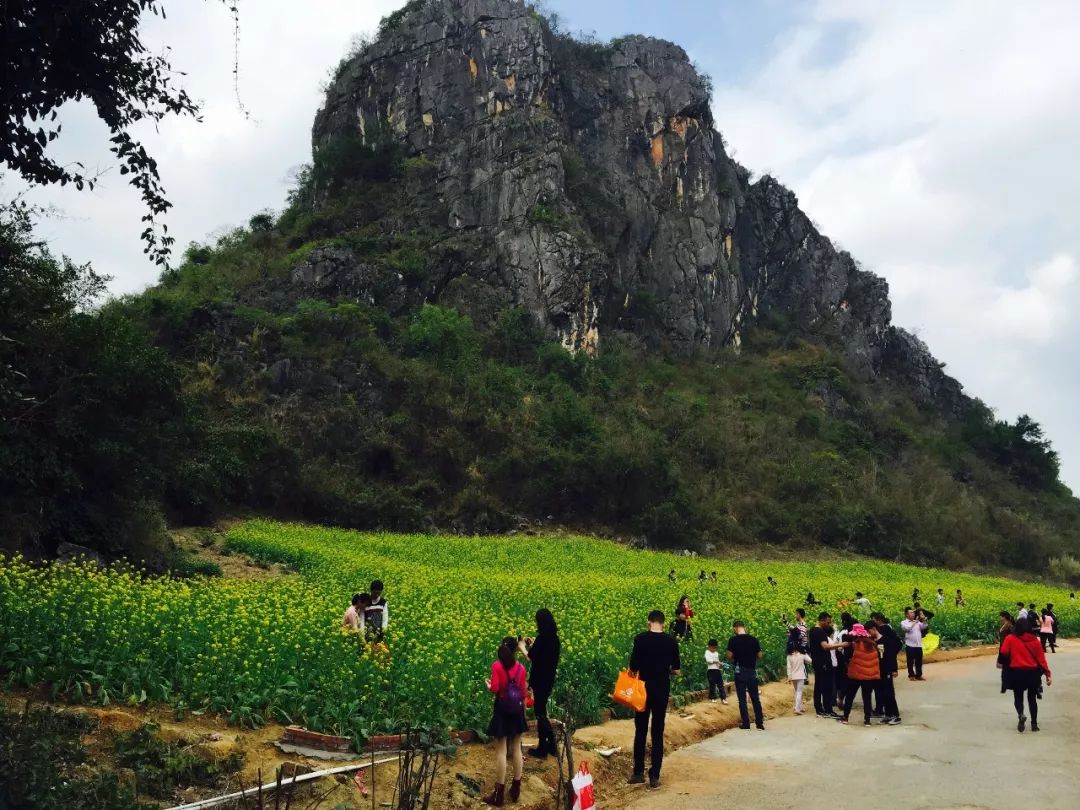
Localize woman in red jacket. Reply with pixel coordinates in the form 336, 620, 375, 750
483, 637, 528, 805
999, 617, 1052, 732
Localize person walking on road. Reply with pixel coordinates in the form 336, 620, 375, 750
628, 610, 681, 789
808, 612, 845, 718
786, 627, 812, 715
1039, 607, 1057, 654
901, 607, 929, 681
520, 608, 560, 759
999, 617, 1052, 732
483, 637, 528, 806
997, 611, 1014, 694
726, 621, 765, 729
871, 613, 903, 724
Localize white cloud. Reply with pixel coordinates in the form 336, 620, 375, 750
714, 0, 1080, 492
10, 0, 403, 293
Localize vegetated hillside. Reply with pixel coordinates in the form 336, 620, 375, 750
3, 0, 1079, 577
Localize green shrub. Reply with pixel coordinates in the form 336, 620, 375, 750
0, 707, 154, 810
171, 553, 223, 579
114, 723, 243, 799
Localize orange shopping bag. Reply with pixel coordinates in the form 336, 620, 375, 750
611, 669, 647, 712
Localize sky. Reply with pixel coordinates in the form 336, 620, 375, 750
9, 0, 1080, 494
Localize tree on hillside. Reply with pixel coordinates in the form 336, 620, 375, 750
0, 1, 238, 265
962, 403, 1061, 492
0, 201, 188, 558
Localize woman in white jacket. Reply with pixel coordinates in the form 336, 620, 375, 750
786, 627, 813, 715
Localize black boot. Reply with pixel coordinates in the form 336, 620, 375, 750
483, 784, 505, 806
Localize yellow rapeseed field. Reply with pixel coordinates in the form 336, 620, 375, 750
0, 520, 1073, 744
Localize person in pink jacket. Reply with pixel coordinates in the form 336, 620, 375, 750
483, 637, 528, 806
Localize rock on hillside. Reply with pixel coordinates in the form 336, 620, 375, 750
310, 0, 960, 408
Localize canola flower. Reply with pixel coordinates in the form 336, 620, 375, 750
0, 519, 1075, 744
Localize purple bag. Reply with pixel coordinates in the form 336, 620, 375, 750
497, 665, 525, 714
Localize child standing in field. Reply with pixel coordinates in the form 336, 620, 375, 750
786, 627, 812, 715
483, 637, 527, 806
705, 639, 728, 704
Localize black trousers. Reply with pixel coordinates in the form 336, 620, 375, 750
707, 669, 725, 700
1040, 632, 1056, 652
876, 674, 900, 717
1013, 686, 1039, 723
533, 687, 555, 753
834, 665, 848, 708
633, 686, 669, 779
734, 669, 763, 727
813, 666, 835, 715
842, 681, 875, 722
906, 646, 923, 678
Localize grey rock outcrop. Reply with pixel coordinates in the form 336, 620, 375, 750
311, 0, 960, 400
882, 327, 964, 413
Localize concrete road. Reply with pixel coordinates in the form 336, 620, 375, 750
628, 640, 1080, 810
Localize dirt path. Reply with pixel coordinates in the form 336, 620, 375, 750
625, 639, 1080, 810
1, 642, 1066, 808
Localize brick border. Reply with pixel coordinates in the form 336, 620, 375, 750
282, 725, 351, 752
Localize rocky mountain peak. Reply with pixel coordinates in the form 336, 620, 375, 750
308, 0, 960, 408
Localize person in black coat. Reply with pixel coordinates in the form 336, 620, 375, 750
520, 608, 561, 758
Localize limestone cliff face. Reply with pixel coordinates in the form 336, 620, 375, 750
309, 0, 958, 404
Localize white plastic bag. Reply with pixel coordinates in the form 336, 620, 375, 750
572, 761, 595, 810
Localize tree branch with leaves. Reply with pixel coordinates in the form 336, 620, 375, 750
0, 0, 240, 265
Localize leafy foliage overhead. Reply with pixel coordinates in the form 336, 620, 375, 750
0, 0, 238, 264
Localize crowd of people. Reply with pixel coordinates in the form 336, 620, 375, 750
338, 578, 1060, 803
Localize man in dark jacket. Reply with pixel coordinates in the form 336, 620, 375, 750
808, 612, 844, 717
628, 610, 681, 789
872, 613, 903, 724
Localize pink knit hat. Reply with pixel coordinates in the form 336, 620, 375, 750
850, 623, 870, 638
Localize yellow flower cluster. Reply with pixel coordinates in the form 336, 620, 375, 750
0, 520, 1073, 739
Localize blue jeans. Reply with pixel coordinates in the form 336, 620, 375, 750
734, 669, 763, 727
